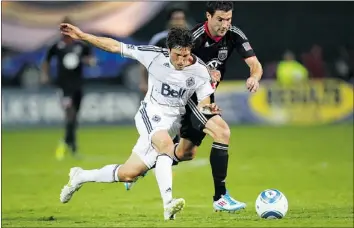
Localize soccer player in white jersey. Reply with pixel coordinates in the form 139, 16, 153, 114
58, 23, 220, 220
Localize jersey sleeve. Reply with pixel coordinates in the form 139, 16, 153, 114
45, 43, 57, 62
191, 23, 205, 48
121, 44, 161, 68
195, 66, 214, 102
230, 26, 256, 59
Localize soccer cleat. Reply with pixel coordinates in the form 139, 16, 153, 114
164, 198, 185, 220
60, 167, 84, 203
55, 141, 68, 161
213, 191, 246, 212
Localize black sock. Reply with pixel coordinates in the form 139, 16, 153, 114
64, 120, 77, 153
210, 142, 229, 201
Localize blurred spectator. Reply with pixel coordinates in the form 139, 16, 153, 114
41, 16, 96, 160
276, 50, 308, 86
333, 45, 354, 82
301, 45, 327, 79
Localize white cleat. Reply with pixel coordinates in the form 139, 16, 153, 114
213, 192, 246, 213
60, 167, 84, 203
164, 198, 185, 220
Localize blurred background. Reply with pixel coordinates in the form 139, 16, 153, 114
1, 2, 353, 226
2, 1, 354, 127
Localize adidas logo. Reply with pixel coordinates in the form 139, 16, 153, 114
165, 187, 172, 193
163, 63, 170, 68
205, 41, 210, 47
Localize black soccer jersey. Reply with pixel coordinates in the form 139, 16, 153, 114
46, 40, 91, 91
191, 22, 255, 86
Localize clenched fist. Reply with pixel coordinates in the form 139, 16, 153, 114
60, 23, 84, 40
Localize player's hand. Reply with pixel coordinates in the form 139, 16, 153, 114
209, 69, 221, 82
201, 103, 222, 115
246, 76, 260, 93
60, 23, 84, 40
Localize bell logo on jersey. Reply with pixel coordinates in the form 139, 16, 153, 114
161, 83, 186, 98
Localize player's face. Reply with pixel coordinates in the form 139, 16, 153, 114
207, 10, 232, 37
169, 11, 187, 28
169, 47, 192, 70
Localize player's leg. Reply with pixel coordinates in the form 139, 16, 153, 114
151, 129, 185, 220
203, 115, 246, 212
59, 151, 150, 203
63, 90, 83, 158
55, 89, 77, 160
187, 100, 246, 212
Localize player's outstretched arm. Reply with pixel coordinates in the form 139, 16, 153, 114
60, 23, 121, 53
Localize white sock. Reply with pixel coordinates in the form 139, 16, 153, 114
79, 164, 120, 183
155, 155, 173, 207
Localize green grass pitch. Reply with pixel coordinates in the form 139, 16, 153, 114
2, 124, 353, 227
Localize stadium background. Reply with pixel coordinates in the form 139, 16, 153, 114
1, 2, 353, 227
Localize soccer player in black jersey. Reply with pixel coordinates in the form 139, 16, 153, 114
176, 1, 263, 212
41, 17, 96, 160
131, 1, 262, 212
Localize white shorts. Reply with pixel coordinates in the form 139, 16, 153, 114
132, 102, 181, 169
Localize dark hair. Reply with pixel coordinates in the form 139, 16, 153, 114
206, 1, 234, 16
166, 27, 193, 50
167, 8, 186, 21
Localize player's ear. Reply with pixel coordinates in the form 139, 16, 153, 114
206, 12, 212, 20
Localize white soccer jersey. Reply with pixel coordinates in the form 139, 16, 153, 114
121, 43, 214, 115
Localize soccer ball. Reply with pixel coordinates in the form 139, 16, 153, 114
255, 189, 288, 219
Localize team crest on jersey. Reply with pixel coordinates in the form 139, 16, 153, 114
152, 115, 161, 123
186, 77, 195, 88
218, 47, 228, 61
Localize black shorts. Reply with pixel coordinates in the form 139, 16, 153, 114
180, 96, 217, 146
59, 89, 83, 112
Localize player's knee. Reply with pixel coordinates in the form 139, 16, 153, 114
156, 140, 175, 156
209, 117, 231, 143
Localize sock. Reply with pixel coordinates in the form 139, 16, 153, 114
155, 154, 173, 206
151, 144, 180, 169
210, 142, 229, 201
79, 164, 120, 183
64, 120, 76, 152
172, 143, 180, 166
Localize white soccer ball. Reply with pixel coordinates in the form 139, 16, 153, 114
255, 189, 288, 219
